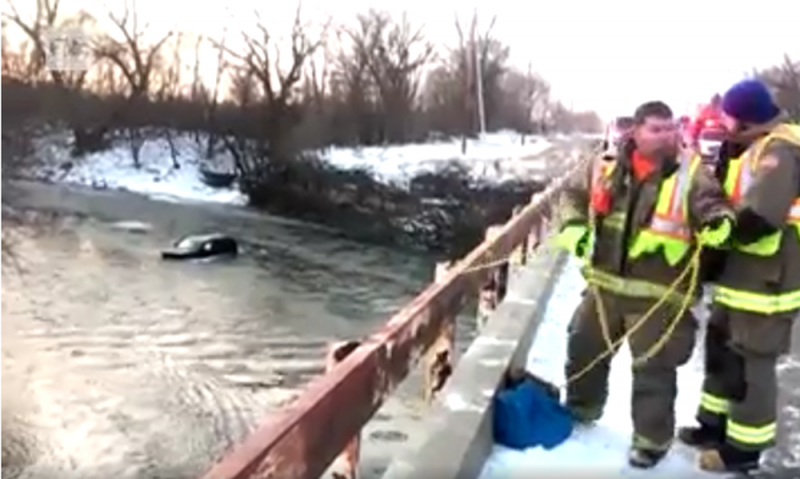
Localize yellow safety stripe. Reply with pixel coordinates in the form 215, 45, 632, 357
601, 213, 624, 230
699, 392, 730, 415
724, 158, 741, 197
649, 155, 700, 240
581, 267, 687, 302
749, 124, 800, 166
714, 285, 800, 315
727, 420, 777, 446
633, 434, 671, 452
557, 225, 589, 256
726, 123, 800, 228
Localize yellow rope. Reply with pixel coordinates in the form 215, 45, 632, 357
565, 243, 702, 387
452, 147, 703, 391
452, 230, 704, 390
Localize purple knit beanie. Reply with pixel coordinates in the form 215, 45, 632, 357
721, 79, 780, 124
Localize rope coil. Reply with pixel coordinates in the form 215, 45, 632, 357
453, 230, 703, 390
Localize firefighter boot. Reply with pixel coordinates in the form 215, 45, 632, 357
566, 403, 603, 425
627, 435, 669, 469
677, 422, 725, 449
698, 443, 761, 473
628, 447, 667, 469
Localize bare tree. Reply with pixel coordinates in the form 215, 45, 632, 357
188, 32, 228, 161
303, 49, 330, 110
218, 4, 325, 177
95, 0, 173, 166
1, 19, 29, 78
328, 23, 376, 145
4, 0, 64, 80
3, 0, 103, 150
150, 32, 187, 168
293, 47, 334, 147
151, 32, 183, 102
498, 64, 551, 133
757, 54, 800, 121
338, 10, 434, 143
420, 15, 510, 137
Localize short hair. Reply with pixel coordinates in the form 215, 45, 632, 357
633, 101, 673, 125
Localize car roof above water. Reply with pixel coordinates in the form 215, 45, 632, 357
174, 233, 231, 247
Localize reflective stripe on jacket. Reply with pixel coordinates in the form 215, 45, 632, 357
575, 155, 699, 299
722, 123, 800, 257
715, 123, 800, 314
628, 155, 701, 266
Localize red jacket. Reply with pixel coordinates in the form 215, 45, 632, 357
689, 104, 722, 142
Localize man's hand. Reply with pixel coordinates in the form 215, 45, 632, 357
698, 216, 733, 248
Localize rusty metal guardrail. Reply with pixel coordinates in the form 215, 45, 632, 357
198, 152, 590, 479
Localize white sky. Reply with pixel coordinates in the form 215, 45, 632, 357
5, 0, 800, 119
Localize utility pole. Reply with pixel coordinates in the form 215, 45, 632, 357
472, 8, 486, 135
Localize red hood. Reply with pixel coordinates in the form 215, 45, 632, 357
690, 104, 723, 139
696, 104, 722, 124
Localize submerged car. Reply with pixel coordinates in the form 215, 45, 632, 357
161, 233, 239, 260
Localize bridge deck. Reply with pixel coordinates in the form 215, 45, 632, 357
477, 259, 719, 479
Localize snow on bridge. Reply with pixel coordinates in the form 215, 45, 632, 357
190, 143, 800, 479
478, 258, 718, 479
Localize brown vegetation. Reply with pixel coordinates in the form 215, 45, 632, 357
4, 2, 796, 253
1, 2, 604, 253
756, 54, 800, 122
1, 3, 599, 158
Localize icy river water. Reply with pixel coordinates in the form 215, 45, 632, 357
1, 182, 476, 479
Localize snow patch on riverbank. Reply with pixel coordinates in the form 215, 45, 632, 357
27, 130, 556, 206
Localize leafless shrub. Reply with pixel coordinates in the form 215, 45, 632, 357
756, 55, 800, 121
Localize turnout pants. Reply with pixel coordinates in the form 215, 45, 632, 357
565, 289, 697, 450
697, 305, 795, 452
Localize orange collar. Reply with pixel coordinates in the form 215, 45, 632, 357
631, 150, 656, 181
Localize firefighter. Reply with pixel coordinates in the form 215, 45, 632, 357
557, 101, 735, 469
677, 79, 800, 473
689, 93, 724, 149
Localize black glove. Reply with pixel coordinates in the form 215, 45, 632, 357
575, 232, 589, 258
702, 216, 728, 230
734, 208, 778, 245
699, 249, 728, 283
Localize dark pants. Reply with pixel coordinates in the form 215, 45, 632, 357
697, 305, 795, 451
565, 289, 697, 449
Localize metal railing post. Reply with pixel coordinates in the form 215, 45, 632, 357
327, 341, 362, 479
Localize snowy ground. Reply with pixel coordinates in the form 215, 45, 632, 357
323, 131, 555, 185
27, 130, 555, 206
479, 259, 721, 479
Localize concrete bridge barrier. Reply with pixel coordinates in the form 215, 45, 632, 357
197, 152, 592, 479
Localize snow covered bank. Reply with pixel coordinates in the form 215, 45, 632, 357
29, 131, 247, 205
479, 259, 714, 479
26, 130, 554, 206
324, 130, 554, 186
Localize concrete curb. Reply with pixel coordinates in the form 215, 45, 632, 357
381, 247, 569, 479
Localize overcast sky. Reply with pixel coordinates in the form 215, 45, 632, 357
7, 0, 800, 119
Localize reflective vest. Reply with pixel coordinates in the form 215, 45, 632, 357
588, 155, 700, 266
714, 123, 800, 314
581, 155, 700, 299
722, 123, 800, 256
628, 155, 701, 266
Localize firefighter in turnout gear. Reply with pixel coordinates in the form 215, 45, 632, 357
557, 101, 735, 469
678, 79, 800, 473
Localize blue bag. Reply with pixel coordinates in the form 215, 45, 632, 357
493, 378, 573, 450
